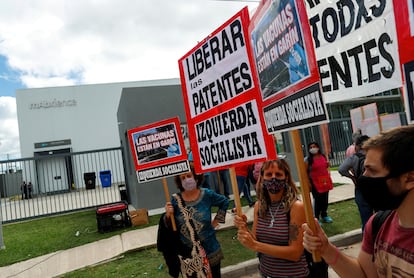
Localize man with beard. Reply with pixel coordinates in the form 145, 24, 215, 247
302, 125, 414, 277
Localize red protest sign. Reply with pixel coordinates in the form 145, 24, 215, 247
127, 117, 189, 183
178, 7, 276, 173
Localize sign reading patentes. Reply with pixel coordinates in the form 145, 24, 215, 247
29, 99, 77, 109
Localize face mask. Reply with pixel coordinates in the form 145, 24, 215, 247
357, 175, 408, 211
182, 177, 197, 191
263, 178, 287, 194
309, 148, 319, 155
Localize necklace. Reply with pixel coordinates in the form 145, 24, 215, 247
268, 202, 282, 228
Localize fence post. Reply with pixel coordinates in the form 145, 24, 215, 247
0, 197, 5, 249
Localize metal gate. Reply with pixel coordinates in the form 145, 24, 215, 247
0, 147, 126, 223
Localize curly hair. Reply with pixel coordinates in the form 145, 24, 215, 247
256, 159, 300, 218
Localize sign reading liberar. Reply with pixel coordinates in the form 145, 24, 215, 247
178, 7, 276, 173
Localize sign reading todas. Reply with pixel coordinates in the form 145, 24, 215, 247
305, 0, 402, 103
127, 117, 189, 183
179, 7, 276, 173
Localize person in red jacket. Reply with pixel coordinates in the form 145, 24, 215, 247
231, 165, 255, 213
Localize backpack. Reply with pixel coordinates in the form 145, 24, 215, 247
371, 210, 392, 261
354, 152, 366, 180
287, 209, 328, 278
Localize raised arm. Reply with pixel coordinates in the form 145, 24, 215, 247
302, 220, 377, 278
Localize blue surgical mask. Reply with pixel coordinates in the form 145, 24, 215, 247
263, 178, 287, 194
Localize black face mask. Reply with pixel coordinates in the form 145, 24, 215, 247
357, 175, 408, 211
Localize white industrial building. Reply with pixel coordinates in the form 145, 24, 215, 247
14, 78, 186, 210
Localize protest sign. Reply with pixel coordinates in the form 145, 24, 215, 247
250, 0, 319, 102
250, 0, 327, 133
393, 0, 414, 123
403, 61, 414, 123
305, 0, 402, 103
127, 117, 189, 183
179, 7, 276, 173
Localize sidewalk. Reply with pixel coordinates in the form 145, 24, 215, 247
0, 171, 359, 278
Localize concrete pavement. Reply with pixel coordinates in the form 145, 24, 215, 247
0, 171, 360, 278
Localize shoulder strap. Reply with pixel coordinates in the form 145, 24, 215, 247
371, 210, 392, 261
354, 152, 365, 179
174, 193, 199, 242
372, 210, 392, 241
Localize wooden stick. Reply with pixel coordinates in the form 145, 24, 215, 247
290, 129, 321, 262
162, 177, 176, 231
229, 167, 242, 216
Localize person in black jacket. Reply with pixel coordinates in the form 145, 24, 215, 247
338, 135, 373, 231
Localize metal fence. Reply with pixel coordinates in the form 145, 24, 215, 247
300, 113, 407, 167
0, 148, 126, 223
298, 118, 353, 167
1, 116, 406, 223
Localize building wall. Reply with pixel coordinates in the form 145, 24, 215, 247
15, 80, 180, 196
117, 79, 188, 210
16, 80, 163, 157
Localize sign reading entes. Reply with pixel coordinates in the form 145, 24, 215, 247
305, 0, 402, 103
29, 99, 77, 109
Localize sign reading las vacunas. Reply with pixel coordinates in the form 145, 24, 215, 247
250, 0, 327, 133
127, 117, 189, 183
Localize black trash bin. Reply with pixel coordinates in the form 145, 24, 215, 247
119, 184, 128, 202
84, 172, 96, 190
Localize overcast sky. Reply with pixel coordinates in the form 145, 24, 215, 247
0, 0, 259, 159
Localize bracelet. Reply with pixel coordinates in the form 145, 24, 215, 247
326, 246, 340, 265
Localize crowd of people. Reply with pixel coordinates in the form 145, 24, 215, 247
158, 125, 414, 278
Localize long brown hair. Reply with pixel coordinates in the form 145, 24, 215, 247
256, 159, 300, 218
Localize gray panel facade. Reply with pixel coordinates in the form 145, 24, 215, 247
117, 79, 188, 210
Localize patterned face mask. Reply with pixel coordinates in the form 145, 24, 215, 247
263, 178, 287, 194
182, 177, 197, 191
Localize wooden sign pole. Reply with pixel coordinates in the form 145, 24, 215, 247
290, 129, 321, 262
162, 177, 177, 231
229, 167, 242, 216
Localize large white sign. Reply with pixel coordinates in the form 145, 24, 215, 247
305, 0, 402, 103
